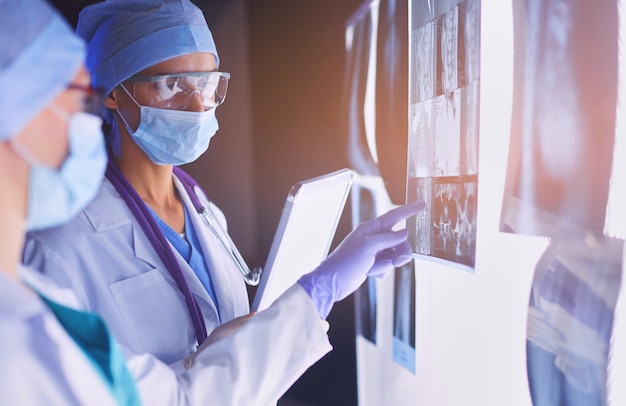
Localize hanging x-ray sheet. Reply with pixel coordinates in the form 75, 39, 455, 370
392, 261, 416, 373
344, 0, 385, 346
407, 0, 480, 269
354, 182, 382, 344
500, 0, 619, 239
342, 0, 380, 177
376, 0, 409, 205
526, 238, 623, 405
604, 0, 626, 240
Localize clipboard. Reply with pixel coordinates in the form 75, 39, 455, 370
251, 168, 354, 312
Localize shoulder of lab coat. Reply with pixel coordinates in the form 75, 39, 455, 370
126, 283, 332, 406
19, 265, 82, 308
22, 177, 151, 309
0, 270, 118, 405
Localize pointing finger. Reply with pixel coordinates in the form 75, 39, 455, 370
369, 201, 426, 233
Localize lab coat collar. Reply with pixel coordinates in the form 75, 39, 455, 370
19, 265, 83, 310
0, 271, 45, 319
83, 177, 171, 272
3, 267, 83, 321
83, 179, 134, 232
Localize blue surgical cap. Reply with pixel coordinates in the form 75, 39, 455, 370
0, 0, 85, 140
77, 0, 219, 99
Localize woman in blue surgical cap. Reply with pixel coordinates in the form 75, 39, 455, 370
22, 0, 424, 403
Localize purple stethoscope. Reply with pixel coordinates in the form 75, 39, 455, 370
105, 160, 261, 344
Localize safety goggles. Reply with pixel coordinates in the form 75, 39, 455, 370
128, 71, 230, 111
67, 83, 104, 116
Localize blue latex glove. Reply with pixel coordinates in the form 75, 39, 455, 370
298, 201, 426, 319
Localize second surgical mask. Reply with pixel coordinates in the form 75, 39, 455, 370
11, 108, 106, 231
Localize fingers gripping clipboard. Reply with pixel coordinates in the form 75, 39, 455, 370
251, 169, 354, 312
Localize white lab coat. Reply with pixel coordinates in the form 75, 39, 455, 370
0, 271, 118, 405
21, 173, 333, 404
23, 174, 250, 365
15, 268, 332, 405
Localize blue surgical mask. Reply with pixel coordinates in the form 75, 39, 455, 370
10, 107, 107, 231
116, 84, 219, 166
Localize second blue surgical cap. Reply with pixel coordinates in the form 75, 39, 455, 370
0, 0, 85, 140
77, 0, 219, 97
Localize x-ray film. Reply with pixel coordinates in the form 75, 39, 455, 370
500, 0, 619, 239
409, 176, 477, 267
354, 184, 380, 344
408, 0, 480, 270
392, 261, 417, 374
526, 238, 623, 405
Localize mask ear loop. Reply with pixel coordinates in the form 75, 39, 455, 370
47, 103, 71, 122
118, 83, 141, 108
115, 83, 141, 135
9, 139, 39, 167
9, 102, 70, 167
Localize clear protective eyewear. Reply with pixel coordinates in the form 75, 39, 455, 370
128, 71, 230, 111
67, 83, 104, 115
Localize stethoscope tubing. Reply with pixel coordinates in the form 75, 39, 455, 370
173, 167, 262, 286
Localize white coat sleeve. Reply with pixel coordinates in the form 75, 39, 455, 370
125, 284, 332, 406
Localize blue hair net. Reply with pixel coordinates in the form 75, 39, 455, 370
0, 0, 85, 140
77, 0, 219, 99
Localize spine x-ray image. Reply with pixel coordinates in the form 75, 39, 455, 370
408, 0, 480, 269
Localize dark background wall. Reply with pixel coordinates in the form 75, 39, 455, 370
245, 2, 363, 405
52, 1, 365, 405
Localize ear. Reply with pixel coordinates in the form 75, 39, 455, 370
103, 87, 120, 110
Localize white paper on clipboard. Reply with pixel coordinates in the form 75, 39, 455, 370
251, 168, 354, 312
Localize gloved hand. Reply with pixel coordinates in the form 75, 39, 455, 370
298, 201, 426, 319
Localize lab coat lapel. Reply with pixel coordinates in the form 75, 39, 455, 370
85, 179, 173, 283
189, 203, 238, 322
130, 225, 168, 272
172, 176, 223, 312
